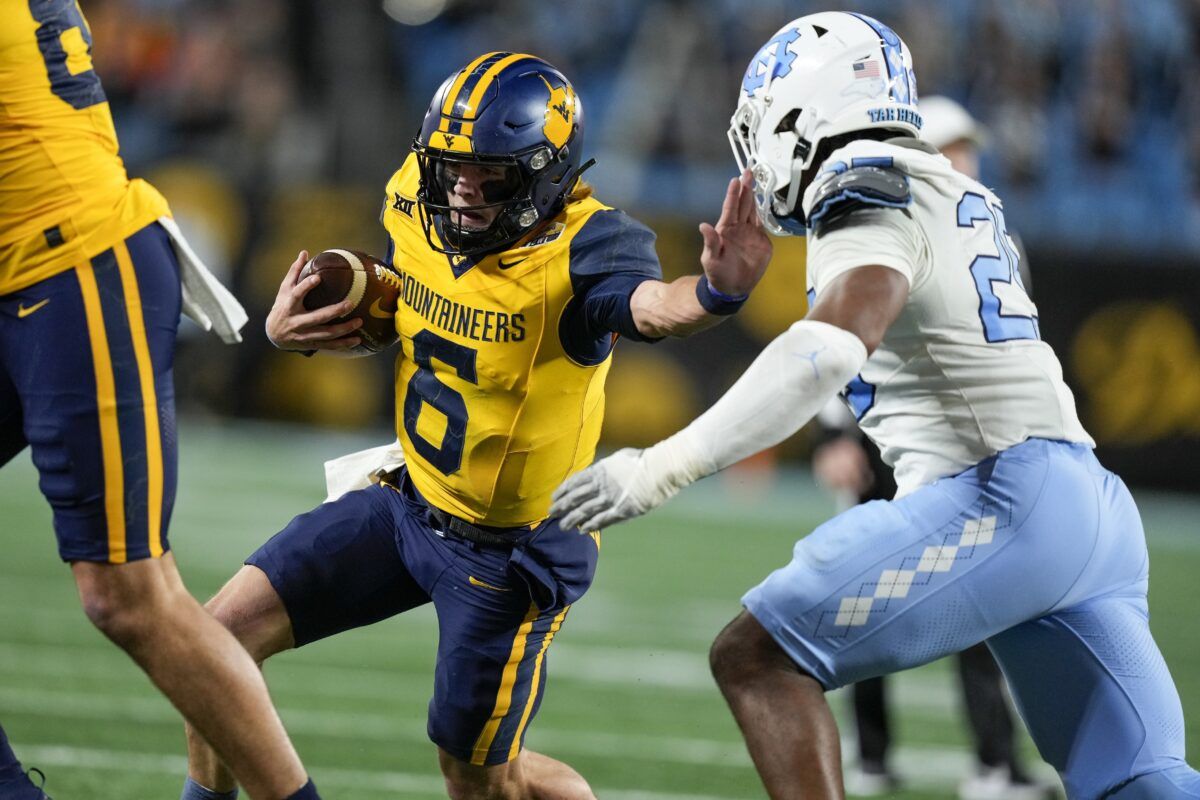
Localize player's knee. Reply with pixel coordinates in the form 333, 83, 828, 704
711, 610, 814, 695
204, 566, 292, 662
77, 576, 157, 648
73, 558, 185, 648
203, 589, 244, 633
709, 622, 741, 687
710, 610, 782, 688
79, 591, 131, 642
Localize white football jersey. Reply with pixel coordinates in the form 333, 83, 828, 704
803, 138, 1093, 497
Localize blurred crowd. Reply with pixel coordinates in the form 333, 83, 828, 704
94, 0, 1200, 251
80, 0, 1200, 469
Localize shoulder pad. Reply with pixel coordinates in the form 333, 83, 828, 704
807, 162, 911, 236
568, 208, 661, 281
573, 207, 654, 248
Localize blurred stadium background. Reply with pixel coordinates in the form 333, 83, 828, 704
2, 0, 1199, 797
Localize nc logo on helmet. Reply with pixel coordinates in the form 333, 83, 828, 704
742, 28, 801, 96
540, 76, 576, 150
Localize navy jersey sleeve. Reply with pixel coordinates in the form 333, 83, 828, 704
559, 209, 663, 365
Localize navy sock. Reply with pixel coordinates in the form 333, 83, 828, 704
283, 779, 320, 800
0, 723, 28, 783
0, 724, 23, 777
0, 724, 40, 797
179, 777, 238, 800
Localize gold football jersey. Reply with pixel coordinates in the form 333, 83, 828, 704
382, 155, 656, 527
0, 0, 169, 295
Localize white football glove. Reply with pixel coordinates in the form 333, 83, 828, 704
550, 446, 694, 531
551, 320, 870, 533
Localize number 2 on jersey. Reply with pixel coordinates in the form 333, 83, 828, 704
956, 192, 1039, 343
403, 330, 477, 475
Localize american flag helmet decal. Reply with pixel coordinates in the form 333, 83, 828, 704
853, 60, 881, 79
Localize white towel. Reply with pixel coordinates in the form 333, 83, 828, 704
324, 439, 407, 502
158, 215, 248, 344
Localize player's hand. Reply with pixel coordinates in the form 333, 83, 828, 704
265, 250, 364, 351
699, 170, 773, 297
551, 447, 682, 531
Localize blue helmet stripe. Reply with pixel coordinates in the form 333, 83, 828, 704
847, 12, 911, 105
451, 51, 512, 118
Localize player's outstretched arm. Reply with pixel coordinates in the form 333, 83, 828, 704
266, 250, 365, 352
551, 265, 907, 531
629, 171, 772, 338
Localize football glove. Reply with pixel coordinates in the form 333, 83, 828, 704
551, 446, 689, 531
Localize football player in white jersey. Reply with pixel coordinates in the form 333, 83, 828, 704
551, 12, 1200, 800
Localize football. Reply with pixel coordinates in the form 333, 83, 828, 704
299, 249, 401, 353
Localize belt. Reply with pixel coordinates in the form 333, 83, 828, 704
427, 507, 523, 547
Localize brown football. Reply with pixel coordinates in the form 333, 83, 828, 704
299, 249, 401, 353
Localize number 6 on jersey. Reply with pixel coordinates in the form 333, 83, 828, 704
403, 330, 478, 475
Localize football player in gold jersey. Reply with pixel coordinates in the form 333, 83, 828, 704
182, 53, 772, 799
0, 2, 322, 798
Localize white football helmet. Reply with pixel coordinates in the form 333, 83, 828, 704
729, 12, 922, 235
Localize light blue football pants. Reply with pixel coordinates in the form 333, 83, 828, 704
743, 438, 1200, 799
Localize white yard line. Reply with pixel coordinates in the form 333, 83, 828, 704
16, 740, 1059, 798
19, 745, 446, 797
16, 744, 746, 800
0, 685, 748, 765
0, 683, 953, 771
0, 682, 1059, 789
0, 638, 958, 713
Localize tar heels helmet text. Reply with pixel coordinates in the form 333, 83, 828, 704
729, 12, 922, 236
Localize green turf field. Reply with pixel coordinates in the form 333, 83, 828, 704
1, 419, 1197, 799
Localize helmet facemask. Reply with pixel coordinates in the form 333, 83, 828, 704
728, 98, 811, 236
414, 148, 541, 256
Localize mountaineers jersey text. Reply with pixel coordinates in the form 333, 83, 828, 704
396, 270, 526, 343
381, 155, 661, 527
